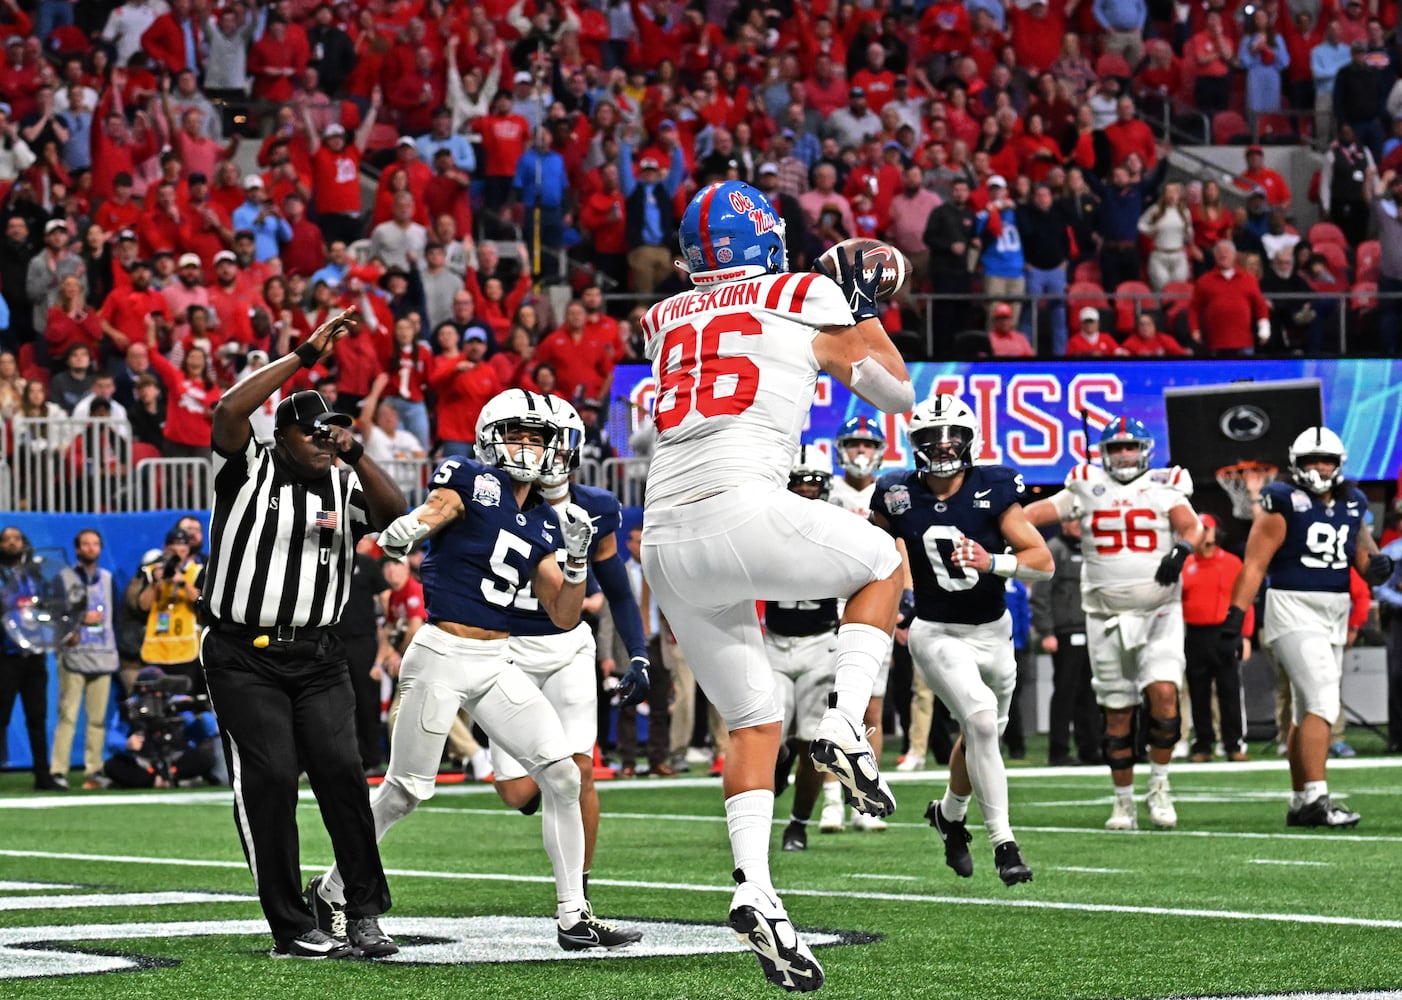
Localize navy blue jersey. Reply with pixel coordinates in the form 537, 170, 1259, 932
1260, 480, 1366, 594
419, 456, 560, 632
765, 598, 840, 637
873, 465, 1025, 626
509, 483, 623, 637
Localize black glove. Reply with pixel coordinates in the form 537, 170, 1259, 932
834, 248, 884, 323
1219, 605, 1245, 662
616, 656, 650, 707
1364, 553, 1395, 586
1154, 541, 1192, 586
897, 588, 916, 628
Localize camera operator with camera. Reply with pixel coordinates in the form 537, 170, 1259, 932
137, 528, 204, 695
1, 526, 65, 791
104, 666, 219, 788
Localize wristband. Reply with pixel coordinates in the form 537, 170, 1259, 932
294, 341, 322, 369
340, 440, 364, 465
563, 559, 588, 585
990, 552, 1018, 578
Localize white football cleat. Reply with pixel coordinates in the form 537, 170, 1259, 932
895, 754, 921, 772
818, 799, 846, 833
850, 808, 887, 832
810, 710, 896, 818
1146, 776, 1177, 829
1105, 794, 1139, 831
728, 871, 824, 994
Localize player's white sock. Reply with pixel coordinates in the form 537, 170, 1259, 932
726, 789, 775, 890
1114, 785, 1135, 804
823, 779, 842, 806
1149, 761, 1170, 782
832, 623, 891, 724
1290, 790, 1306, 809
320, 867, 346, 905
962, 710, 1013, 846
1303, 780, 1328, 804
538, 759, 586, 919
940, 789, 972, 822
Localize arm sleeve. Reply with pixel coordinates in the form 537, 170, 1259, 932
593, 554, 647, 660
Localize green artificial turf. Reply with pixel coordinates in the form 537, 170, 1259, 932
2, 739, 1400, 1000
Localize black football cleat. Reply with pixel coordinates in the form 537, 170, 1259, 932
346, 916, 399, 958
1293, 795, 1360, 829
781, 821, 808, 852
270, 928, 354, 960
926, 800, 973, 877
994, 841, 1033, 885
557, 904, 643, 951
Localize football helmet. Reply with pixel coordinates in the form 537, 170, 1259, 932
537, 396, 586, 488
789, 444, 833, 500
1099, 416, 1153, 483
678, 181, 787, 285
475, 388, 557, 482
835, 415, 886, 478
908, 394, 978, 477
1288, 426, 1346, 495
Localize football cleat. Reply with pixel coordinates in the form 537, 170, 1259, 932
1106, 795, 1139, 831
729, 870, 824, 993
817, 800, 845, 834
557, 904, 644, 951
1293, 795, 1360, 828
850, 808, 887, 832
270, 928, 354, 960
994, 841, 1033, 885
304, 876, 347, 939
925, 800, 973, 878
810, 710, 896, 818
346, 916, 398, 958
1146, 776, 1177, 829
781, 821, 808, 852
895, 754, 922, 772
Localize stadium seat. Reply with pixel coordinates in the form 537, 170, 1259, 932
1315, 242, 1351, 281
1211, 111, 1249, 146
1095, 53, 1132, 80
1073, 260, 1102, 285
1255, 113, 1297, 144
1159, 281, 1193, 326
1113, 281, 1155, 334
1354, 240, 1381, 282
1308, 222, 1347, 248
131, 442, 163, 466
1067, 280, 1109, 313
951, 331, 992, 360
1349, 281, 1377, 313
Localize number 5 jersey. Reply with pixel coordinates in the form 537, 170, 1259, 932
640, 271, 855, 509
1047, 463, 1195, 615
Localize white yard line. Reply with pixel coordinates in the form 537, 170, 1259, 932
1050, 866, 1131, 874
848, 874, 920, 881
1248, 859, 1331, 867
1, 848, 1399, 932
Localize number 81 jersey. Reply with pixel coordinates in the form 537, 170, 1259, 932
641, 272, 855, 509
1050, 463, 1194, 614
873, 465, 1024, 626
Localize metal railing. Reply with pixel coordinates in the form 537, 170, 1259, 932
134, 458, 212, 512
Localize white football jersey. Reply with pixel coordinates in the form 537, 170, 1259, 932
1048, 463, 1194, 614
829, 476, 876, 519
642, 271, 855, 508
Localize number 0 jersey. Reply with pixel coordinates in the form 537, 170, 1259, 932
1047, 464, 1194, 615
419, 456, 559, 633
873, 465, 1025, 626
510, 483, 623, 637
641, 272, 855, 509
1259, 481, 1366, 594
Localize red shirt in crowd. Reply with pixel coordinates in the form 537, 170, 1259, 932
332, 327, 387, 398
311, 144, 364, 215
1105, 118, 1158, 168
1189, 267, 1269, 352
1182, 546, 1254, 633
1120, 331, 1190, 356
533, 328, 614, 404
384, 340, 433, 404
45, 306, 104, 361
147, 349, 220, 448
474, 112, 531, 179
100, 285, 170, 353
1064, 330, 1124, 357
430, 355, 503, 443
385, 574, 427, 629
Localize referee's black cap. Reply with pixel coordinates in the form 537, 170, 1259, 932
276, 390, 353, 432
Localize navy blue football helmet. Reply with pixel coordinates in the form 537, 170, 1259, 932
677, 181, 787, 285
1099, 415, 1154, 483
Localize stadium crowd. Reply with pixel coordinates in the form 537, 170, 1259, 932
0, 0, 1401, 472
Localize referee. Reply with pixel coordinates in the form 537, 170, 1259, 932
202, 309, 406, 960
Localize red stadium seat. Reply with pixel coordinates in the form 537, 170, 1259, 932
1211, 111, 1249, 146
1067, 280, 1109, 313
1095, 53, 1132, 80
132, 442, 163, 465
1354, 240, 1381, 283
1159, 281, 1193, 325
1073, 260, 1102, 285
1349, 281, 1377, 313
1255, 113, 1296, 144
1314, 242, 1351, 281
1113, 281, 1155, 333
1307, 222, 1347, 247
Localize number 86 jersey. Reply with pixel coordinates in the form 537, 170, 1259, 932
641, 272, 855, 509
1048, 463, 1195, 615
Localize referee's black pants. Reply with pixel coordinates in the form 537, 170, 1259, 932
340, 633, 384, 771
1185, 623, 1244, 756
202, 628, 390, 944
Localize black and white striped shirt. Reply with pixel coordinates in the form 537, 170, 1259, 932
203, 436, 371, 628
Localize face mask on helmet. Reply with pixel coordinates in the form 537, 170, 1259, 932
476, 416, 554, 482
1102, 440, 1150, 482
538, 408, 585, 488
835, 417, 885, 478
788, 469, 832, 500
911, 425, 973, 477
1288, 427, 1345, 496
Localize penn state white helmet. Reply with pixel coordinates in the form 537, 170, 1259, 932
908, 393, 979, 477
474, 388, 557, 482
789, 444, 833, 499
537, 396, 586, 488
1288, 426, 1346, 495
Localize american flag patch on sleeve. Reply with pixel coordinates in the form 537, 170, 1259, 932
315, 511, 339, 528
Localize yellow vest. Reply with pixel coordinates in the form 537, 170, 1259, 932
141, 561, 201, 665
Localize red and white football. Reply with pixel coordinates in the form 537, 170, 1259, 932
814, 238, 911, 301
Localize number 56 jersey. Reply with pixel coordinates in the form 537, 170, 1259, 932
640, 272, 855, 509
1047, 464, 1195, 615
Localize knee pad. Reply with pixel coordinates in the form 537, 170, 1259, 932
372, 777, 422, 827
1147, 715, 1181, 751
536, 756, 581, 805
1103, 732, 1137, 772
963, 710, 999, 748
1298, 683, 1340, 727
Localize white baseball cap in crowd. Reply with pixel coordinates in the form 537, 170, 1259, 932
1079, 306, 1100, 322
987, 175, 1007, 189
178, 252, 202, 268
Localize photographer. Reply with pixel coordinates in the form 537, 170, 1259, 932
137, 528, 204, 695
104, 666, 218, 788
1, 526, 63, 791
